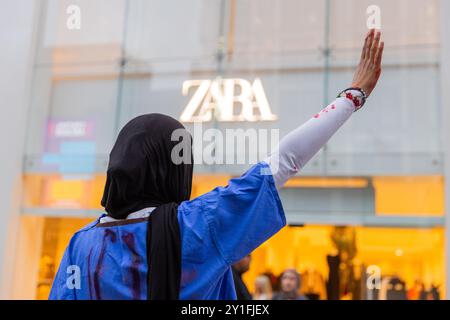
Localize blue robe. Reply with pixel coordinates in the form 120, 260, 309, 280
49, 162, 286, 300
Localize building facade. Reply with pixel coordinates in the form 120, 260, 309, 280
1, 0, 450, 299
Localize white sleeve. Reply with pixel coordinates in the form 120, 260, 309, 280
265, 97, 355, 189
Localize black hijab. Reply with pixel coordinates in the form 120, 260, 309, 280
101, 113, 193, 300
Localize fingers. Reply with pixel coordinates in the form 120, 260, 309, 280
374, 41, 384, 67
370, 31, 381, 63
361, 29, 375, 60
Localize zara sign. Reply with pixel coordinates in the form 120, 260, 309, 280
180, 78, 277, 123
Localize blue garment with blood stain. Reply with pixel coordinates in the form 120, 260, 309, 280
48, 162, 286, 300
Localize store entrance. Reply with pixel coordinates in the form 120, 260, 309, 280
242, 225, 444, 300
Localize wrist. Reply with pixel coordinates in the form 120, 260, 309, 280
337, 87, 367, 112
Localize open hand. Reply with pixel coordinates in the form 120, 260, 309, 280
352, 29, 384, 97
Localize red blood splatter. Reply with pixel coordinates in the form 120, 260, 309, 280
94, 229, 117, 300
87, 249, 93, 299
122, 232, 143, 300
331, 105, 336, 109
314, 114, 320, 118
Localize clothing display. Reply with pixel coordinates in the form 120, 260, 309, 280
326, 254, 340, 300
351, 275, 363, 300
300, 269, 327, 300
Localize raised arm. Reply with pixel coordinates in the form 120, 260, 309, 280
266, 29, 384, 189
178, 30, 384, 272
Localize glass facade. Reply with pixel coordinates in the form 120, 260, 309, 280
12, 0, 447, 299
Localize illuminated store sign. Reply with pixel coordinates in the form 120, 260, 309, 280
180, 78, 277, 123
53, 121, 88, 138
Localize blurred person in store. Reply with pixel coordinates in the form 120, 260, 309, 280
49, 30, 384, 300
232, 254, 252, 300
253, 275, 273, 300
272, 269, 307, 300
